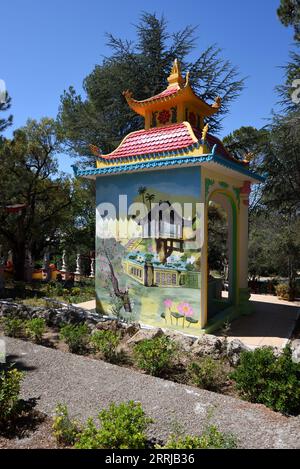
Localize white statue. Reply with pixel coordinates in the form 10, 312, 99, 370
89, 258, 95, 278
61, 250, 67, 272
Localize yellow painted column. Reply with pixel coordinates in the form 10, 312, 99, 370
199, 174, 208, 329
238, 181, 251, 289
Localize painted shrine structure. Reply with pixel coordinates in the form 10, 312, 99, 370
74, 60, 263, 333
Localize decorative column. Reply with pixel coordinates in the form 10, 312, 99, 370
89, 258, 95, 278
238, 181, 252, 314
74, 253, 83, 282
60, 250, 68, 280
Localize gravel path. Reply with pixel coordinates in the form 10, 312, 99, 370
4, 337, 300, 449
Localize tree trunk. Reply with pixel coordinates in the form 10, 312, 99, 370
13, 246, 26, 281
105, 250, 132, 313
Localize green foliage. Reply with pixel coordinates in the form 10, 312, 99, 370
1, 317, 24, 338
0, 118, 73, 281
188, 357, 228, 392
0, 368, 24, 425
277, 0, 300, 41
25, 318, 46, 343
158, 425, 237, 449
60, 324, 90, 354
207, 203, 227, 273
275, 283, 292, 300
231, 346, 300, 415
52, 403, 80, 446
75, 401, 152, 449
71, 287, 81, 296
0, 90, 13, 137
90, 330, 121, 363
134, 336, 177, 376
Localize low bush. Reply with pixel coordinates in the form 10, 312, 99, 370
60, 324, 90, 354
188, 357, 228, 392
134, 336, 177, 377
1, 317, 24, 338
90, 330, 121, 363
275, 283, 291, 300
70, 287, 81, 296
0, 368, 24, 425
52, 403, 80, 446
231, 346, 300, 415
75, 401, 152, 449
25, 318, 46, 343
158, 425, 237, 449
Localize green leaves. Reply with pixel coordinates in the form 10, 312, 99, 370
0, 368, 24, 425
134, 335, 177, 376
231, 346, 300, 415
60, 324, 90, 354
75, 401, 152, 449
90, 330, 121, 363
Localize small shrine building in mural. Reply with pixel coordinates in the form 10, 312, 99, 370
74, 59, 263, 334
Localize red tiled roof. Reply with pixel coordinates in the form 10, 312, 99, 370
139, 85, 180, 103
206, 134, 243, 163
102, 123, 196, 160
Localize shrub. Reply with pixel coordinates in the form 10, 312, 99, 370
60, 324, 90, 354
90, 330, 121, 363
231, 346, 300, 415
71, 287, 81, 296
158, 425, 237, 449
1, 317, 24, 338
52, 403, 80, 446
188, 357, 228, 392
134, 336, 177, 377
75, 401, 152, 449
275, 283, 290, 300
0, 368, 24, 425
25, 318, 46, 343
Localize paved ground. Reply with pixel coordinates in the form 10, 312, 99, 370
218, 294, 300, 348
77, 294, 300, 348
4, 337, 300, 449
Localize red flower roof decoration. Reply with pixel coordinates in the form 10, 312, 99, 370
158, 109, 171, 125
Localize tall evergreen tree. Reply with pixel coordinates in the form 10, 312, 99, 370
58, 12, 244, 164
277, 0, 300, 41
0, 90, 13, 136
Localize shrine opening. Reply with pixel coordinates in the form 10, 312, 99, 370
73, 59, 264, 334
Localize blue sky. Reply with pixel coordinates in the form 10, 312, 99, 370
0, 0, 294, 173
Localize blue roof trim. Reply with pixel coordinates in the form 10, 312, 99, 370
73, 152, 264, 182
212, 154, 265, 182
73, 154, 213, 176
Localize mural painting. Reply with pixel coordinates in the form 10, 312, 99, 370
95, 167, 202, 334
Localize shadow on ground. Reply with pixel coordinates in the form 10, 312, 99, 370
215, 296, 299, 346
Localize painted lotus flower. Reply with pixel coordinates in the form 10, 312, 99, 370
177, 302, 194, 317
164, 299, 173, 308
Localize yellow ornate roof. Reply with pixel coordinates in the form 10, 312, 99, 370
123, 59, 221, 119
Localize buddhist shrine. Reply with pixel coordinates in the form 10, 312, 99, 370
73, 59, 263, 334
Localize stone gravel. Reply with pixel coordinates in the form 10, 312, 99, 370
4, 337, 300, 449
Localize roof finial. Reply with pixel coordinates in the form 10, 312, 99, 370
202, 123, 209, 142
167, 59, 184, 89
